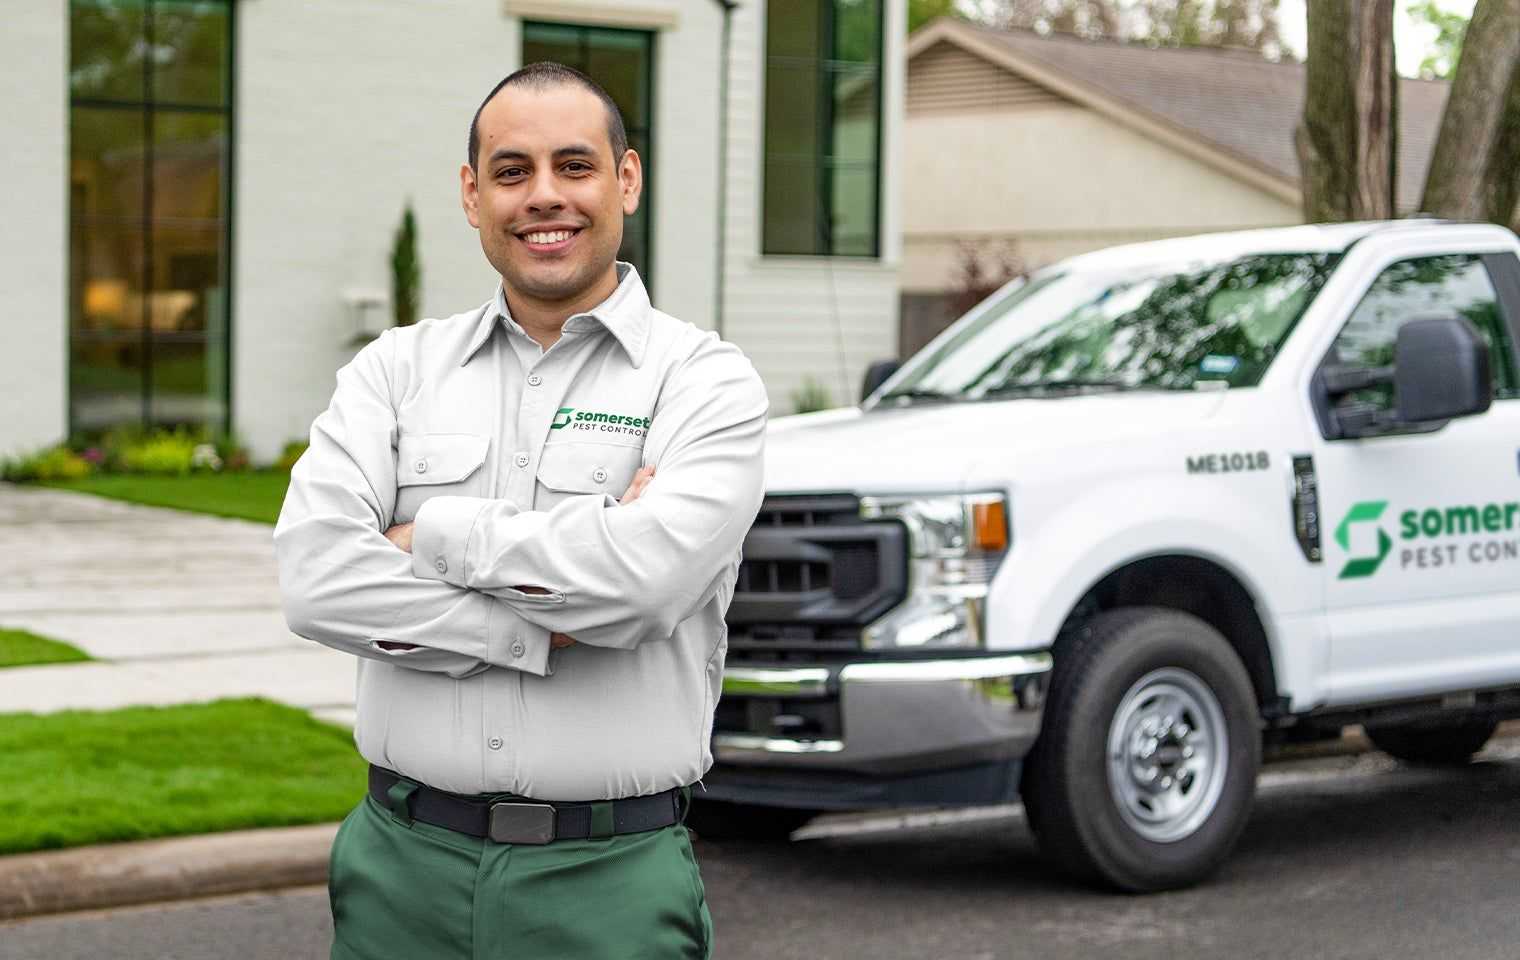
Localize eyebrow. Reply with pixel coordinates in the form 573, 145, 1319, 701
486, 144, 601, 167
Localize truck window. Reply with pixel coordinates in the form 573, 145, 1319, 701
877, 252, 1337, 402
1327, 254, 1519, 411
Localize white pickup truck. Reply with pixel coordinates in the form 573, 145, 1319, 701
691, 219, 1520, 891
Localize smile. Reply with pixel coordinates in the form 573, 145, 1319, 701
517, 228, 582, 253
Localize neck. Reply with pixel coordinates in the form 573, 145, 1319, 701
504, 266, 620, 351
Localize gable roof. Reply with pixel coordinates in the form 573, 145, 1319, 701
908, 18, 1451, 213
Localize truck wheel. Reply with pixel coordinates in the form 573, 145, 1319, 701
684, 799, 815, 842
1021, 607, 1260, 892
1365, 718, 1497, 765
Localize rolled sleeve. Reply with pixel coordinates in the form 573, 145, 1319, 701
272, 327, 554, 677
408, 334, 768, 650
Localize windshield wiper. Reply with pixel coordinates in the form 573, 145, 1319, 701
875, 387, 961, 404
979, 379, 1170, 397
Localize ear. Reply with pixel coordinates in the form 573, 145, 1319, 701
618, 148, 643, 217
460, 162, 481, 229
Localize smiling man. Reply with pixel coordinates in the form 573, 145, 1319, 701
272, 62, 768, 960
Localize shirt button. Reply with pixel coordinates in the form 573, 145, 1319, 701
593, 467, 608, 483
414, 458, 428, 473
514, 452, 530, 468
510, 639, 526, 658
527, 374, 542, 386
488, 737, 503, 750
434, 558, 447, 574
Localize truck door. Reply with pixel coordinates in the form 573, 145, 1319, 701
1311, 251, 1520, 705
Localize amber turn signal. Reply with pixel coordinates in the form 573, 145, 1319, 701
971, 499, 1008, 552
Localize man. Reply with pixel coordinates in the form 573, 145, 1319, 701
273, 62, 767, 959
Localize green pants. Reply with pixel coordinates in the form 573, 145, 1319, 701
328, 791, 714, 959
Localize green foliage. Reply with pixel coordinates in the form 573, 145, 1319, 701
274, 438, 310, 472
1407, 0, 1468, 79
391, 201, 422, 328
0, 445, 94, 483
790, 375, 835, 414
116, 425, 202, 475
0, 698, 367, 853
910, 0, 961, 32
0, 628, 92, 668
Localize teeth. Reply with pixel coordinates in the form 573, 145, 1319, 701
525, 230, 573, 245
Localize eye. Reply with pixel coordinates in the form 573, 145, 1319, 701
496, 166, 526, 180
564, 161, 592, 174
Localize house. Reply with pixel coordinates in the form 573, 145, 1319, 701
2, 0, 906, 463
900, 17, 1450, 356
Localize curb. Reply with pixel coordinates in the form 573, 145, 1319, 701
0, 823, 336, 923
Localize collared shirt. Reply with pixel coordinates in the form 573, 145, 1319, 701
273, 264, 767, 800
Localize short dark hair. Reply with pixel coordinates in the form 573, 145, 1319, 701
467, 62, 629, 173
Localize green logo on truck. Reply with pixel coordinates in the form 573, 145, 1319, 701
1335, 500, 1391, 579
1335, 498, 1520, 578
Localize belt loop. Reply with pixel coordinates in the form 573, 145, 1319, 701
387, 779, 420, 827
677, 785, 692, 824
589, 801, 615, 839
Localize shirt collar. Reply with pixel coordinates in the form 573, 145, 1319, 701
459, 261, 651, 369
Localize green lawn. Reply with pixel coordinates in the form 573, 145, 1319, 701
0, 628, 92, 668
0, 698, 366, 854
39, 470, 291, 524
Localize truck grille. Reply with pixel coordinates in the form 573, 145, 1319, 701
725, 494, 908, 661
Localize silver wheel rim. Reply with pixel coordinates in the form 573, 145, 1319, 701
1105, 667, 1229, 843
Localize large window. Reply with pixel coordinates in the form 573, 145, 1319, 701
522, 22, 654, 285
68, 0, 232, 438
762, 0, 883, 257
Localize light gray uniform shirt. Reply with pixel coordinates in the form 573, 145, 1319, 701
273, 264, 767, 800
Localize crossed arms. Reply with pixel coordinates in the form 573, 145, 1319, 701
271, 325, 768, 679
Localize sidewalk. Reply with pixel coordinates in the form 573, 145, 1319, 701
0, 483, 355, 727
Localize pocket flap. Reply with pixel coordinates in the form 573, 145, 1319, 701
536, 442, 640, 496
396, 433, 489, 486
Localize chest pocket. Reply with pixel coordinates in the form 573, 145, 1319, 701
393, 433, 490, 524
535, 441, 644, 510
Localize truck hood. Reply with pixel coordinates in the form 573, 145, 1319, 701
763, 391, 1229, 494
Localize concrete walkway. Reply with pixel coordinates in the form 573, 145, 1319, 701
0, 483, 355, 728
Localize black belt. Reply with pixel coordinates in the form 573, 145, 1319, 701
368, 765, 687, 845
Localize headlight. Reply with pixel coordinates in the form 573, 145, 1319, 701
858, 492, 1010, 650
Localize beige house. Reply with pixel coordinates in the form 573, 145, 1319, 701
900, 17, 1451, 356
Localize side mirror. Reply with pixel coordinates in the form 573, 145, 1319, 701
1393, 315, 1492, 424
861, 359, 901, 403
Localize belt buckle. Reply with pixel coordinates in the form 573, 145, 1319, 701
488, 801, 557, 844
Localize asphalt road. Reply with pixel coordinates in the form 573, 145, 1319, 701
4, 743, 1518, 960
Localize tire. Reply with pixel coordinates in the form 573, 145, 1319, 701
1020, 607, 1261, 892
683, 799, 815, 842
1365, 717, 1497, 765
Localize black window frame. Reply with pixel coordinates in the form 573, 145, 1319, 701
761, 0, 885, 259
66, 0, 236, 441
520, 20, 656, 294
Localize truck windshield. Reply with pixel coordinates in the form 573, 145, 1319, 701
878, 251, 1339, 403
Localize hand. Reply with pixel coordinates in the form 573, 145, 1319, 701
518, 467, 654, 651
384, 521, 414, 554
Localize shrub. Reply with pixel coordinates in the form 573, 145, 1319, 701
118, 426, 200, 476
274, 439, 309, 472
1, 444, 95, 483
789, 375, 834, 415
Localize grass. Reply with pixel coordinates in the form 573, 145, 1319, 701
0, 628, 92, 668
0, 698, 367, 855
38, 470, 291, 525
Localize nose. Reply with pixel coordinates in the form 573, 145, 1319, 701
524, 168, 567, 215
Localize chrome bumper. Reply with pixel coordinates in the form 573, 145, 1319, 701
713, 652, 1051, 776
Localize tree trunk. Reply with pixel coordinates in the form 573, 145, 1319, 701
1420, 0, 1520, 219
1296, 0, 1396, 223
1483, 56, 1520, 228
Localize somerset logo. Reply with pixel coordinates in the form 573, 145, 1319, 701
550, 406, 651, 439
1335, 500, 1390, 579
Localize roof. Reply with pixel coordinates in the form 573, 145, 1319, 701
908, 18, 1451, 212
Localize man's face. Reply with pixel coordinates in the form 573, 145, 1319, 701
462, 84, 641, 306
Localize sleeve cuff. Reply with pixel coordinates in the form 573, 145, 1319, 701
487, 602, 554, 677
411, 496, 488, 587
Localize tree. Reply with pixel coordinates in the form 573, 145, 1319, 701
1407, 0, 1469, 78
911, 0, 964, 32
1295, 0, 1398, 222
1419, 0, 1520, 223
982, 0, 1281, 52
390, 203, 422, 328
